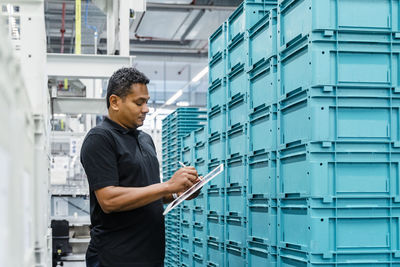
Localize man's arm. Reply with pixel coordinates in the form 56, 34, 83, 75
95, 167, 199, 213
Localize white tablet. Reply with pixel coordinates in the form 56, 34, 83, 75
163, 163, 224, 215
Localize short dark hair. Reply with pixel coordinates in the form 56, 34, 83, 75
106, 67, 150, 108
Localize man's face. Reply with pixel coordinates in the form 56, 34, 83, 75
117, 83, 150, 128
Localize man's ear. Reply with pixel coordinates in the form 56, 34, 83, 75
109, 94, 120, 111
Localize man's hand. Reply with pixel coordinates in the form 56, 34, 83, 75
166, 167, 199, 193
185, 176, 203, 200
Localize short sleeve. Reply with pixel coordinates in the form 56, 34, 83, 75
80, 133, 119, 191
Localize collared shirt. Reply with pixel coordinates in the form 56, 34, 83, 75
80, 117, 165, 267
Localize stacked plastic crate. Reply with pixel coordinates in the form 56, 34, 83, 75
276, 0, 400, 266
161, 107, 207, 267
180, 126, 209, 266
208, 1, 278, 266
246, 7, 278, 267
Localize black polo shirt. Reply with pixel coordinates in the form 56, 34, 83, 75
80, 117, 165, 266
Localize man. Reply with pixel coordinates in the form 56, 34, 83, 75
80, 67, 200, 267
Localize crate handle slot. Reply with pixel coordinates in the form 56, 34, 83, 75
229, 93, 245, 107
181, 234, 189, 239
250, 110, 269, 123
226, 244, 242, 254
227, 124, 243, 135
280, 40, 308, 64
250, 149, 267, 157
286, 87, 303, 99
227, 154, 242, 164
209, 79, 222, 92
193, 253, 203, 261
249, 203, 269, 209
209, 106, 221, 117
285, 242, 302, 250
227, 186, 242, 193
285, 140, 302, 148
208, 133, 221, 142
280, 96, 307, 112
209, 52, 222, 66
248, 247, 268, 254
228, 32, 244, 49
250, 193, 268, 200
228, 182, 240, 188
195, 141, 205, 147
280, 0, 300, 17
286, 33, 304, 49
208, 236, 218, 242
207, 187, 220, 194
195, 158, 205, 164
285, 193, 301, 198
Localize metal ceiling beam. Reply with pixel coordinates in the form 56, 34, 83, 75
146, 2, 237, 11
180, 9, 205, 42
47, 53, 134, 78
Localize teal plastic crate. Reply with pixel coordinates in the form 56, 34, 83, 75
180, 248, 192, 267
225, 241, 246, 267
227, 1, 278, 42
247, 196, 277, 247
194, 158, 207, 177
209, 53, 225, 84
181, 205, 192, 224
208, 133, 226, 162
247, 9, 277, 69
193, 223, 206, 242
248, 56, 278, 111
193, 237, 206, 259
226, 184, 246, 217
277, 141, 400, 199
207, 212, 225, 243
181, 233, 192, 251
194, 126, 206, 144
278, 88, 400, 146
227, 94, 248, 127
194, 192, 206, 210
208, 106, 226, 135
181, 146, 193, 165
207, 187, 225, 215
209, 23, 226, 61
207, 238, 224, 266
277, 35, 400, 98
208, 79, 227, 110
227, 123, 248, 156
247, 241, 277, 267
227, 64, 246, 99
249, 104, 277, 152
226, 213, 247, 246
277, 198, 400, 261
278, 247, 400, 266
278, 0, 400, 49
193, 252, 205, 267
194, 143, 206, 162
193, 206, 206, 224
227, 33, 246, 72
248, 150, 277, 198
208, 159, 226, 188
226, 154, 247, 186
181, 220, 192, 239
